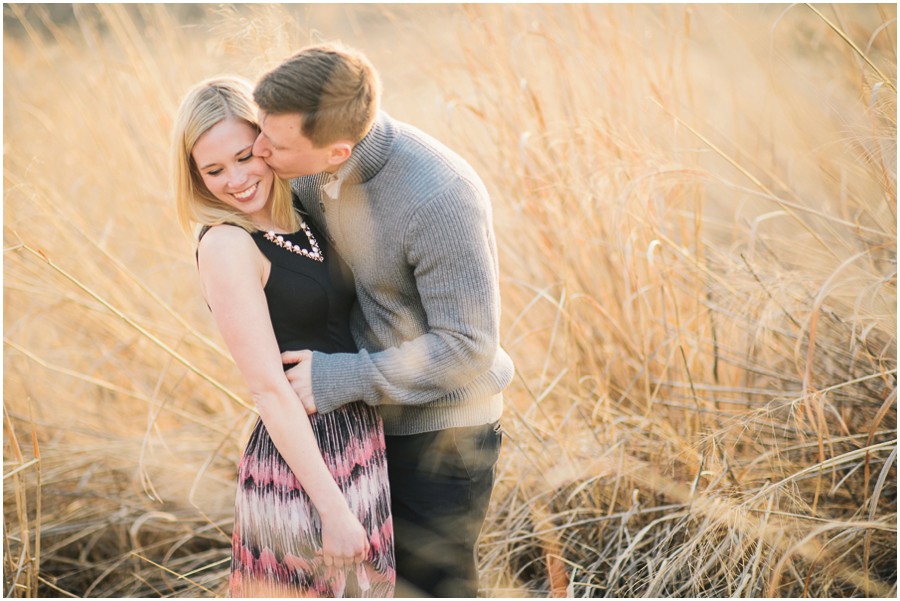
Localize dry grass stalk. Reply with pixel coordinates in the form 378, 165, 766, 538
3, 406, 41, 597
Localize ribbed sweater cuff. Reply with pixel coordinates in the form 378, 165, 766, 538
380, 394, 504, 435
310, 351, 368, 413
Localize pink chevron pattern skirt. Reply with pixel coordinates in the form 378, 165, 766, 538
229, 402, 395, 597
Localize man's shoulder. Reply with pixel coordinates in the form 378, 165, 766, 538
391, 120, 467, 167
385, 119, 485, 196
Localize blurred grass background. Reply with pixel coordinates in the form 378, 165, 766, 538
3, 3, 897, 597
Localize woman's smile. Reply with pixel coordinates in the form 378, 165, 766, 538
232, 182, 259, 202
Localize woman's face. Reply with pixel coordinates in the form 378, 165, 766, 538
192, 118, 275, 226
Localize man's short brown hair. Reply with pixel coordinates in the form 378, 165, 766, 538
254, 43, 381, 148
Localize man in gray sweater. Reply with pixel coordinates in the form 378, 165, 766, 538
252, 43, 514, 597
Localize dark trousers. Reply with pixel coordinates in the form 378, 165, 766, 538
385, 421, 502, 598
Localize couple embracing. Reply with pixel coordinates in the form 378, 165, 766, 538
172, 44, 514, 598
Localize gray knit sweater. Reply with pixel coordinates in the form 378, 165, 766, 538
291, 112, 514, 436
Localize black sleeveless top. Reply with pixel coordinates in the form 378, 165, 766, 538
250, 221, 358, 355
199, 219, 358, 355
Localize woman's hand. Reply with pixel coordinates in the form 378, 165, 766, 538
319, 508, 370, 569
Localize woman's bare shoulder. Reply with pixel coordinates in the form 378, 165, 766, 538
197, 224, 259, 267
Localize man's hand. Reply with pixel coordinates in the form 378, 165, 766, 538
281, 350, 316, 414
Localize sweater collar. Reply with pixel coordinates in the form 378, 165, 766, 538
332, 110, 395, 187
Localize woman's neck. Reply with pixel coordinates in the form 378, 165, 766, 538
251, 219, 296, 234
249, 212, 281, 233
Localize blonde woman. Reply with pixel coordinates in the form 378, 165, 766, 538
172, 76, 394, 597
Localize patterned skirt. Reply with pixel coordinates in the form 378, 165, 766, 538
229, 402, 395, 597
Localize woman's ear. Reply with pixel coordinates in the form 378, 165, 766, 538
327, 142, 353, 167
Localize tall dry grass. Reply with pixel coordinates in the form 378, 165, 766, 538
3, 4, 896, 597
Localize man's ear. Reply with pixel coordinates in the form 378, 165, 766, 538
327, 142, 353, 167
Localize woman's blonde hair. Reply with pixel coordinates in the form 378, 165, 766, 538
172, 76, 298, 238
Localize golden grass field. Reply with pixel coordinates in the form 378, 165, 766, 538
3, 3, 897, 597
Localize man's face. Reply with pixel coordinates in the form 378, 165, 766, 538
253, 111, 338, 179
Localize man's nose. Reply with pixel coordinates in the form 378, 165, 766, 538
253, 133, 270, 158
